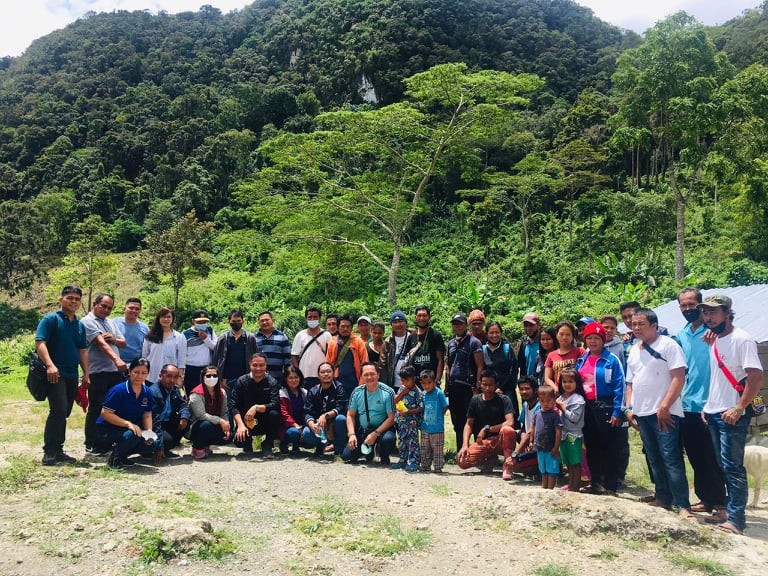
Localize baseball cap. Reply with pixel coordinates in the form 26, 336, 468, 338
451, 313, 468, 324
576, 316, 596, 326
192, 309, 209, 322
357, 315, 372, 325
522, 312, 540, 325
698, 294, 732, 309
390, 310, 407, 323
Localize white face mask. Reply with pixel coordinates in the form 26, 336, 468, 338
204, 376, 218, 388
307, 320, 320, 329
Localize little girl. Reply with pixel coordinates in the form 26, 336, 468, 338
555, 368, 586, 492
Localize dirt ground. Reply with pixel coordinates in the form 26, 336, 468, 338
1, 402, 767, 576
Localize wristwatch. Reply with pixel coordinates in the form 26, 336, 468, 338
484, 424, 491, 434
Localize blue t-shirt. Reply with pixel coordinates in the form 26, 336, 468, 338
421, 387, 448, 433
35, 310, 87, 379
674, 322, 711, 413
348, 383, 395, 429
97, 380, 153, 432
114, 318, 149, 363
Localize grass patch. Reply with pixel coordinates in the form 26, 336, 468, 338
534, 564, 577, 576
0, 455, 40, 493
429, 483, 453, 496
292, 496, 352, 536
350, 516, 431, 556
134, 527, 235, 564
589, 549, 619, 560
668, 553, 735, 576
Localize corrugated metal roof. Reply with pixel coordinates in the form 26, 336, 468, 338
619, 284, 768, 342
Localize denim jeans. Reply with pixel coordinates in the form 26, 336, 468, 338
95, 427, 161, 460
706, 409, 751, 531
636, 414, 690, 509
190, 420, 229, 449
342, 429, 396, 463
301, 414, 348, 455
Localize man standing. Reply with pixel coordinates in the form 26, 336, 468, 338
356, 316, 372, 342
292, 306, 332, 389
35, 286, 90, 465
81, 293, 127, 455
456, 370, 517, 479
255, 311, 292, 383
183, 309, 217, 396
378, 310, 416, 389
625, 308, 692, 519
700, 294, 764, 535
231, 354, 281, 458
325, 315, 368, 397
150, 364, 190, 459
343, 362, 396, 465
517, 312, 541, 379
446, 313, 484, 451
214, 309, 259, 390
674, 288, 727, 523
114, 298, 148, 364
324, 313, 339, 337
405, 305, 445, 386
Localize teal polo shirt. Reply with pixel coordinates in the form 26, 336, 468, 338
35, 310, 87, 379
348, 383, 395, 429
674, 322, 711, 413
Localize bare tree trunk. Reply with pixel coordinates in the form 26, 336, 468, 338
388, 240, 401, 307
674, 190, 686, 281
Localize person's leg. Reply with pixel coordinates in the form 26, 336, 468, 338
183, 365, 204, 397
283, 427, 301, 453
190, 421, 225, 449
420, 430, 432, 471
378, 430, 396, 465
43, 376, 78, 458
655, 415, 690, 510
458, 440, 492, 470
84, 373, 110, 449
332, 414, 348, 456
448, 386, 472, 450
682, 411, 727, 509
403, 426, 420, 469
251, 409, 280, 454
717, 412, 750, 532
341, 439, 362, 462
582, 400, 602, 487
302, 426, 322, 453
636, 415, 672, 506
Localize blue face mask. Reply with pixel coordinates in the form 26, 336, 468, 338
195, 323, 208, 331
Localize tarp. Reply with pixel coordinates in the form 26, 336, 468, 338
619, 284, 768, 343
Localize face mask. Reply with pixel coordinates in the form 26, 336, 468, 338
204, 375, 218, 387
229, 322, 243, 331
710, 321, 727, 334
195, 323, 208, 331
681, 309, 700, 323
307, 320, 320, 329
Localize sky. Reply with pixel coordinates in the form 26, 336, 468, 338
0, 0, 763, 59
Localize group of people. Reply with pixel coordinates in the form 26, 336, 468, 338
34, 287, 764, 534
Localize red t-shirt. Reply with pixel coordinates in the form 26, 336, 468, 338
545, 347, 585, 389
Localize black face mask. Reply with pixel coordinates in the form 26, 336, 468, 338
710, 321, 727, 335
682, 309, 700, 323
230, 322, 243, 331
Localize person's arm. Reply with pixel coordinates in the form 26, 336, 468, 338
280, 396, 298, 428
725, 367, 763, 425
544, 366, 555, 388
435, 349, 445, 385
92, 333, 128, 373
346, 409, 358, 450
35, 339, 59, 383
79, 348, 90, 387
657, 366, 685, 432
100, 407, 142, 437
472, 349, 484, 388
609, 356, 626, 426
551, 425, 562, 457
201, 329, 217, 350
457, 417, 474, 463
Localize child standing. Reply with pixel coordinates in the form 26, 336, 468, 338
392, 366, 424, 471
529, 384, 563, 489
419, 369, 448, 472
555, 368, 586, 492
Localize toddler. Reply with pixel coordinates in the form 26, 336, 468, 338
392, 366, 424, 471
529, 384, 562, 489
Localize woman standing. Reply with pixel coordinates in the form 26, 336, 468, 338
95, 358, 162, 469
142, 307, 187, 385
482, 321, 519, 415
533, 327, 557, 387
574, 322, 626, 494
544, 321, 584, 388
188, 366, 230, 459
366, 321, 386, 364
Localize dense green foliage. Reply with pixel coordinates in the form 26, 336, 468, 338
0, 0, 767, 332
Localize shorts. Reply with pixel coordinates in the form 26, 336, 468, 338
559, 433, 583, 466
537, 450, 561, 476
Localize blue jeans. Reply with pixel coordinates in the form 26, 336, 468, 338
190, 420, 228, 449
301, 414, 348, 455
95, 427, 161, 460
636, 414, 690, 509
342, 428, 396, 463
706, 409, 751, 531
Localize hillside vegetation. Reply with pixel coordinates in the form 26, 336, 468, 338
1, 0, 768, 333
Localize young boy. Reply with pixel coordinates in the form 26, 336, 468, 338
392, 366, 424, 471
419, 369, 448, 472
529, 384, 562, 489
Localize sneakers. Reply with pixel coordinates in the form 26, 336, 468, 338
404, 464, 418, 472
85, 446, 110, 457
164, 450, 182, 460
390, 461, 404, 469
107, 452, 135, 470
42, 452, 57, 466
192, 447, 208, 460
380, 456, 391, 466
55, 451, 76, 464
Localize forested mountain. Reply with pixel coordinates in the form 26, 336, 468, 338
1, 0, 768, 330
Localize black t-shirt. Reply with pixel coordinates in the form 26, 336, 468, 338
410, 328, 445, 375
466, 393, 514, 437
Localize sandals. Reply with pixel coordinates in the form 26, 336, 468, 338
714, 522, 743, 535
690, 502, 711, 513
646, 500, 671, 510
704, 507, 728, 524
579, 484, 606, 495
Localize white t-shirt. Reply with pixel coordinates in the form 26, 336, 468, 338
626, 335, 687, 417
291, 329, 332, 378
703, 327, 762, 414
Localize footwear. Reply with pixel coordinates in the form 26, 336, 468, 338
390, 462, 404, 469
204, 446, 213, 456
704, 507, 728, 524
192, 447, 207, 460
559, 485, 570, 491
714, 521, 743, 535
107, 452, 135, 470
86, 446, 110, 457
242, 444, 254, 454
647, 499, 671, 510
502, 463, 513, 481
640, 493, 657, 503
678, 508, 698, 523
432, 469, 443, 474
380, 456, 391, 466
404, 464, 418, 472
164, 450, 182, 460
55, 451, 76, 464
42, 452, 57, 466
690, 502, 711, 513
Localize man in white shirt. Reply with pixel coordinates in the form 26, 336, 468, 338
700, 294, 764, 535
625, 307, 692, 519
291, 306, 332, 389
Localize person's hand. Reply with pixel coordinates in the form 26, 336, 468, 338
126, 422, 141, 437
556, 400, 566, 413
219, 419, 231, 440
197, 329, 208, 339
115, 359, 128, 373
609, 416, 622, 428
347, 432, 358, 450
178, 418, 188, 432
246, 406, 258, 421
153, 451, 163, 466
550, 447, 559, 457
722, 407, 742, 425
624, 409, 639, 431
317, 414, 327, 430
102, 333, 116, 345
656, 406, 674, 432
457, 447, 469, 465
46, 363, 60, 384
235, 426, 249, 442
364, 431, 378, 447
701, 329, 716, 345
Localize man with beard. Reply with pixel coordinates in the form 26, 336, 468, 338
405, 305, 445, 387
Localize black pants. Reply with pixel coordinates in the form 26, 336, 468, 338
583, 398, 626, 492
234, 409, 280, 450
84, 371, 124, 448
44, 376, 78, 454
183, 365, 206, 396
681, 410, 727, 507
447, 384, 474, 451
